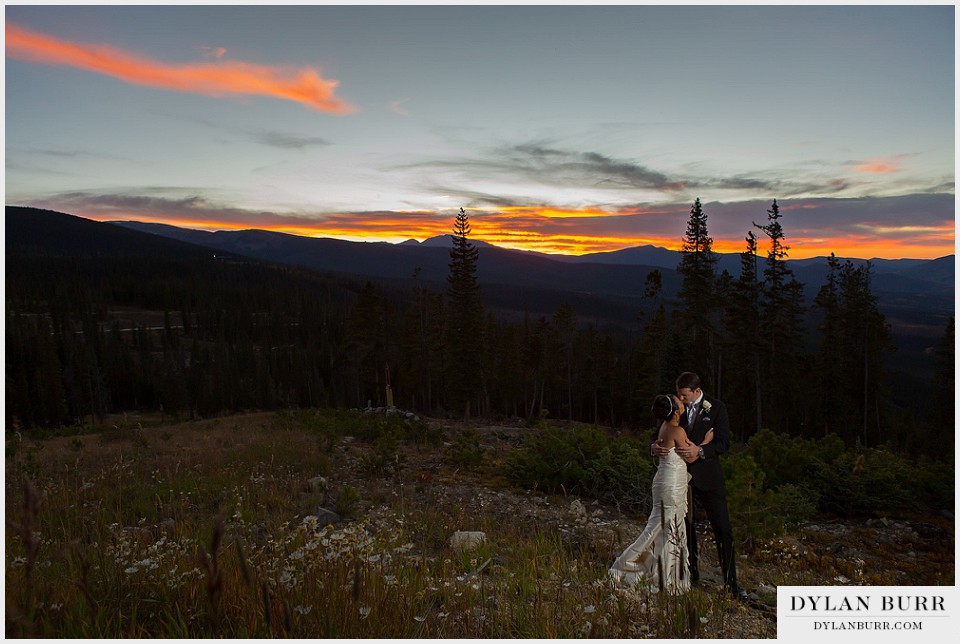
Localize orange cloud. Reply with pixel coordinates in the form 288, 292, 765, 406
852, 154, 915, 174
5, 23, 353, 113
497, 205, 621, 219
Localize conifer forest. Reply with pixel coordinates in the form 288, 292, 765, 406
5, 202, 954, 455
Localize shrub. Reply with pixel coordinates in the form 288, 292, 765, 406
335, 484, 362, 517
450, 429, 484, 468
743, 429, 952, 517
722, 450, 817, 542
503, 425, 654, 511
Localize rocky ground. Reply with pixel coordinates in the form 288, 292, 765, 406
17, 411, 952, 639
324, 416, 954, 637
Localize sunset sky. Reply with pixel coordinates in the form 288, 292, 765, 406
5, 4, 955, 259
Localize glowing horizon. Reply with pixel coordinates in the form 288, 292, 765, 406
88, 210, 955, 260
7, 6, 953, 265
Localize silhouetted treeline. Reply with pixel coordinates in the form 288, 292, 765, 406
5, 206, 953, 456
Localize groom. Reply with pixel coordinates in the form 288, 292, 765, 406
652, 371, 746, 600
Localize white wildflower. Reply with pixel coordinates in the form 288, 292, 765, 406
359, 606, 372, 619
294, 605, 313, 615
125, 566, 139, 574
834, 575, 850, 584
414, 616, 426, 623
583, 605, 596, 614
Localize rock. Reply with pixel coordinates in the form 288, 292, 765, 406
569, 499, 587, 519
313, 507, 341, 526
449, 531, 486, 550
305, 476, 328, 493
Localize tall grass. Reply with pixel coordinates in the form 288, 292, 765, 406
6, 410, 764, 637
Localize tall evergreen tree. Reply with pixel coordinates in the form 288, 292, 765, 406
552, 302, 578, 420
445, 208, 483, 417
399, 268, 445, 411
345, 282, 386, 407
812, 253, 846, 436
634, 269, 672, 414
836, 260, 891, 446
731, 230, 763, 438
932, 316, 955, 450
754, 199, 806, 434
522, 314, 550, 421
676, 197, 718, 382
813, 257, 891, 444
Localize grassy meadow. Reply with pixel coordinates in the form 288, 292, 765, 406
5, 409, 951, 638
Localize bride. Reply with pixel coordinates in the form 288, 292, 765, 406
608, 394, 712, 593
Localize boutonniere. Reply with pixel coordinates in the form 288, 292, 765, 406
701, 401, 712, 413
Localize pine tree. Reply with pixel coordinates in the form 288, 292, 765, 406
734, 231, 763, 437
399, 268, 445, 411
445, 208, 483, 417
754, 199, 806, 434
836, 260, 892, 446
812, 253, 846, 436
635, 269, 672, 414
552, 302, 578, 420
345, 282, 386, 407
676, 197, 718, 382
522, 314, 550, 421
933, 317, 955, 449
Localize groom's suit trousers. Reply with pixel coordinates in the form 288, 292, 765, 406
680, 394, 739, 592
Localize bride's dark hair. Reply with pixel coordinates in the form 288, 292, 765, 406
651, 394, 677, 421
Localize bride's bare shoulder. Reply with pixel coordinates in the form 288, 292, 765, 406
668, 424, 691, 445
659, 423, 688, 447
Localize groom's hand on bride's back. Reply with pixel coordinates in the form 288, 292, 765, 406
650, 438, 670, 458
675, 441, 700, 463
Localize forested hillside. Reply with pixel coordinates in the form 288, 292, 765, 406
5, 206, 954, 454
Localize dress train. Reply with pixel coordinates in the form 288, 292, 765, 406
608, 448, 691, 594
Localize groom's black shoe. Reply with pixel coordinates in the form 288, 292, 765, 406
730, 586, 749, 602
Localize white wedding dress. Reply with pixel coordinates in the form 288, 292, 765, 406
609, 448, 692, 593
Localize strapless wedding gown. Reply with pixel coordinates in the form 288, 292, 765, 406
608, 448, 691, 593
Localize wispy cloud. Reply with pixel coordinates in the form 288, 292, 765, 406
256, 131, 332, 150
390, 99, 411, 116
182, 116, 333, 150
498, 144, 688, 191
5, 23, 354, 113
197, 45, 227, 60
850, 153, 918, 174
399, 142, 873, 204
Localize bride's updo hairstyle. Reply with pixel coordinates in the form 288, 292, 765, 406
651, 394, 677, 421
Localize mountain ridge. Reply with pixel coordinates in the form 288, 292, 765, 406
110, 221, 953, 283
6, 207, 952, 337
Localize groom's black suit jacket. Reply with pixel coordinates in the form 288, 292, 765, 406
680, 393, 730, 492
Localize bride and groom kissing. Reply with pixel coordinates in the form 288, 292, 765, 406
609, 371, 749, 601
